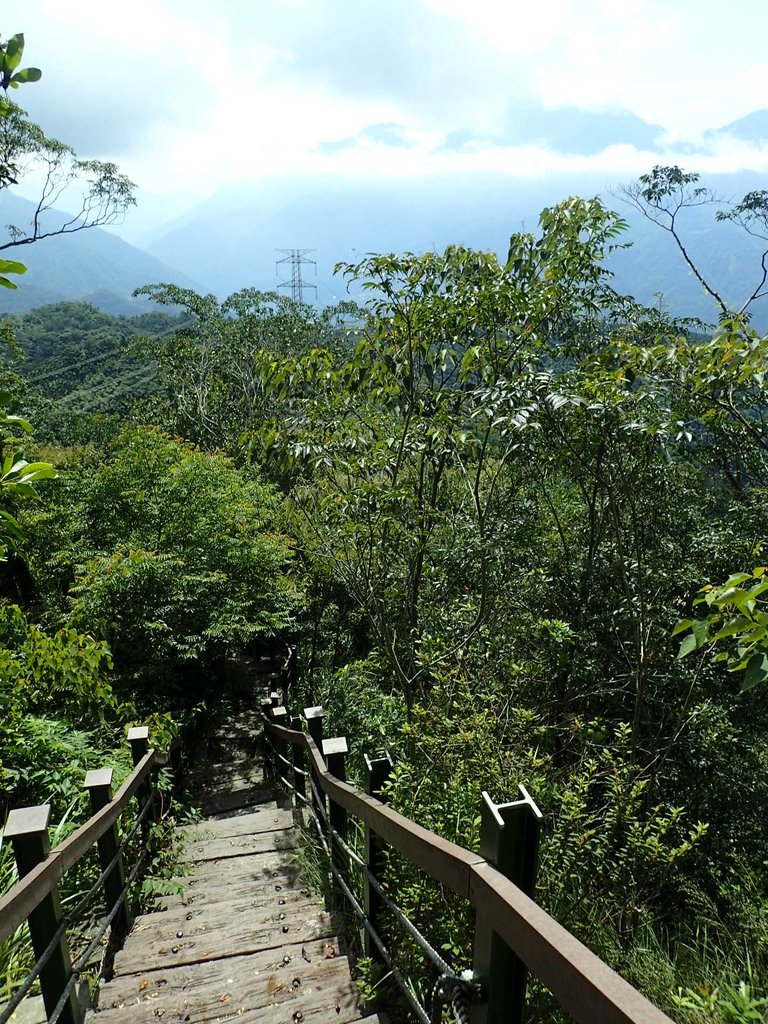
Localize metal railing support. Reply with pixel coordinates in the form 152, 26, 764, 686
3, 805, 79, 1024
363, 751, 394, 962
83, 768, 132, 937
471, 785, 542, 1024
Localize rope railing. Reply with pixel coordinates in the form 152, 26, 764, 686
0, 726, 161, 1024
261, 697, 675, 1024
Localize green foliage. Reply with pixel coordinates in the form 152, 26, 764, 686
674, 563, 768, 688
0, 389, 56, 558
31, 425, 300, 705
672, 979, 768, 1024
7, 164, 768, 1021
263, 187, 768, 1018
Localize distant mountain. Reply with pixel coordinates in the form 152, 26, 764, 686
709, 108, 768, 144
442, 106, 664, 155
144, 170, 768, 330
0, 193, 203, 314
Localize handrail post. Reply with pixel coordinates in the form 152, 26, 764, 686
281, 643, 297, 703
471, 785, 542, 1024
290, 715, 307, 802
304, 705, 324, 752
363, 752, 393, 961
323, 737, 348, 840
272, 706, 288, 785
259, 698, 274, 780
304, 706, 326, 832
83, 768, 132, 937
127, 726, 155, 834
3, 805, 79, 1024
323, 737, 348, 914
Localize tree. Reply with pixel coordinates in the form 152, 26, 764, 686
33, 426, 300, 705
0, 33, 135, 290
619, 165, 768, 321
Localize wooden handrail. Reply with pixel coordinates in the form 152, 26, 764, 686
264, 717, 673, 1024
0, 749, 156, 945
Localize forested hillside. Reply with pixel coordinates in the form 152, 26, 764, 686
4, 169, 768, 1021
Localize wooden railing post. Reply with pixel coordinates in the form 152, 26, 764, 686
364, 752, 393, 961
3, 805, 79, 1024
323, 737, 348, 840
304, 705, 324, 752
127, 726, 155, 834
259, 699, 274, 782
323, 737, 348, 914
272, 706, 288, 784
471, 785, 542, 1024
304, 706, 326, 831
84, 768, 132, 937
290, 715, 307, 802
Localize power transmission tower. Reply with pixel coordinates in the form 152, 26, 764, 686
276, 248, 317, 304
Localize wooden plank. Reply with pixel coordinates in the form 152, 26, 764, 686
180, 827, 295, 863
0, 995, 46, 1024
198, 782, 276, 816
153, 879, 311, 916
152, 862, 310, 912
93, 939, 355, 1023
114, 899, 335, 974
132, 888, 319, 938
171, 849, 300, 888
186, 761, 266, 785
177, 808, 293, 841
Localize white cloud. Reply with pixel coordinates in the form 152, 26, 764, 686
3, 0, 768, 218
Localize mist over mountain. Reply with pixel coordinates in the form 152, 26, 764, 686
143, 167, 768, 329
2, 104, 767, 328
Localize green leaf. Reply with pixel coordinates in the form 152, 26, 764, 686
671, 618, 694, 637
0, 259, 27, 275
2, 414, 32, 432
743, 652, 768, 691
723, 572, 752, 588
2, 34, 24, 74
677, 633, 698, 659
677, 618, 708, 659
10, 67, 42, 84
710, 615, 753, 642
691, 618, 708, 648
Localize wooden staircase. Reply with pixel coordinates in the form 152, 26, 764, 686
87, 710, 381, 1024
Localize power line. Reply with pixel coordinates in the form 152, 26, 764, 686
276, 249, 317, 304
25, 318, 199, 385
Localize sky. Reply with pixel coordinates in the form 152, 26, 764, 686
3, 0, 768, 238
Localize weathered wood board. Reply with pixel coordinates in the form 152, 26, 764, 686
95, 941, 360, 1024
178, 807, 294, 840
179, 826, 295, 862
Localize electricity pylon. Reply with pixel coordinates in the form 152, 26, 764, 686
276, 249, 317, 304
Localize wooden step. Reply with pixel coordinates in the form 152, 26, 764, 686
91, 939, 361, 1024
